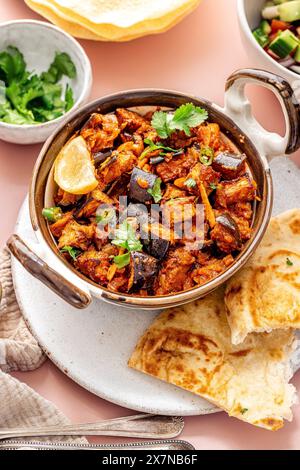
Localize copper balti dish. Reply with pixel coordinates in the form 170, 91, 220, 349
8, 69, 300, 309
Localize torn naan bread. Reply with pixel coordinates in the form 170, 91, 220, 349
129, 288, 297, 431
225, 209, 300, 345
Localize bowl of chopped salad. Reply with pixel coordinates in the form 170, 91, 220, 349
0, 20, 92, 144
238, 0, 300, 92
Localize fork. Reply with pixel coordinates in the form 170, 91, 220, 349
0, 414, 184, 441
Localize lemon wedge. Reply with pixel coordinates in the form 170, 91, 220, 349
54, 136, 98, 195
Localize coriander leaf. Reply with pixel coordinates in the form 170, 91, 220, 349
0, 46, 26, 85
184, 178, 197, 188
286, 257, 294, 266
0, 108, 34, 125
172, 103, 208, 135
209, 183, 218, 190
60, 246, 81, 261
7, 46, 26, 81
112, 221, 143, 252
140, 138, 182, 159
65, 84, 74, 112
147, 177, 162, 203
151, 103, 208, 139
151, 111, 172, 139
114, 252, 131, 268
42, 52, 76, 83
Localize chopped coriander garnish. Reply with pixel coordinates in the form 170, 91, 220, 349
140, 139, 181, 159
241, 408, 248, 415
286, 257, 294, 267
0, 46, 76, 125
113, 252, 131, 269
199, 147, 214, 166
209, 183, 218, 190
60, 246, 81, 261
151, 103, 208, 139
185, 177, 197, 188
147, 177, 162, 203
112, 221, 143, 268
112, 221, 143, 252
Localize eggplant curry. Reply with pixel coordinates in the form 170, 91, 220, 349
43, 104, 258, 297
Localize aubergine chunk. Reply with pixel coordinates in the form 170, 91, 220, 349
215, 176, 257, 208
129, 168, 158, 203
144, 237, 170, 261
210, 214, 242, 253
130, 252, 159, 290
212, 152, 247, 180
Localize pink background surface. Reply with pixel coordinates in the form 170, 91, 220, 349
1, 0, 300, 450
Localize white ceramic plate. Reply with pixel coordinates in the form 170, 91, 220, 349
12, 156, 300, 415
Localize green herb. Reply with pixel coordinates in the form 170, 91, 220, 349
60, 246, 81, 261
241, 408, 248, 415
42, 206, 63, 223
185, 178, 197, 188
209, 183, 218, 190
286, 257, 294, 266
41, 52, 76, 84
112, 221, 143, 268
65, 84, 74, 112
112, 221, 143, 252
96, 208, 115, 225
140, 138, 181, 159
113, 252, 131, 269
0, 46, 76, 125
199, 146, 214, 166
147, 177, 162, 203
151, 103, 208, 139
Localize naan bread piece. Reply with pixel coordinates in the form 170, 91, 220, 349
225, 209, 300, 345
26, 0, 201, 41
129, 289, 297, 431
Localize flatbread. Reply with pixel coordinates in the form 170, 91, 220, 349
25, 0, 201, 41
129, 288, 297, 430
25, 0, 104, 40
225, 209, 300, 345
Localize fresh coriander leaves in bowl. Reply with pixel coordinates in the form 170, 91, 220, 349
0, 20, 92, 144
0, 46, 76, 125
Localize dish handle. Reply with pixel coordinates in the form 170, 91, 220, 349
224, 69, 300, 160
7, 235, 92, 309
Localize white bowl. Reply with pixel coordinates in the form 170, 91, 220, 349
237, 0, 300, 93
0, 20, 92, 144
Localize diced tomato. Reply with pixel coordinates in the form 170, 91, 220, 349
271, 19, 290, 33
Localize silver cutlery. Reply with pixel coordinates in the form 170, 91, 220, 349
0, 415, 184, 441
0, 439, 194, 451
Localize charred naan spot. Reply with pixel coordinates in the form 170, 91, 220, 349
268, 249, 300, 262
167, 312, 175, 321
226, 284, 242, 297
230, 349, 251, 357
289, 217, 300, 234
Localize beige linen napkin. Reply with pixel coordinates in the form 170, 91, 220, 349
0, 248, 86, 443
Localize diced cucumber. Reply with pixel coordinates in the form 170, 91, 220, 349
269, 29, 299, 57
253, 28, 270, 47
294, 44, 300, 61
279, 1, 300, 22
260, 20, 272, 34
